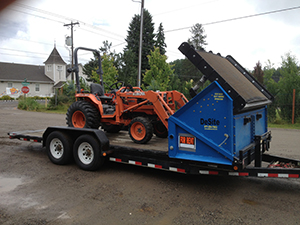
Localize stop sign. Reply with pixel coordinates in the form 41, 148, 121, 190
22, 86, 30, 94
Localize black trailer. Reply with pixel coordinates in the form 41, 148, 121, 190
8, 127, 300, 179
7, 42, 300, 178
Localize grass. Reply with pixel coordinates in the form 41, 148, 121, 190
268, 122, 300, 130
38, 104, 69, 114
18, 97, 70, 114
268, 109, 300, 130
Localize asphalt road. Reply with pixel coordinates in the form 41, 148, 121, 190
1, 101, 300, 225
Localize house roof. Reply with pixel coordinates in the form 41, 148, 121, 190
0, 62, 54, 83
53, 81, 66, 88
44, 47, 66, 65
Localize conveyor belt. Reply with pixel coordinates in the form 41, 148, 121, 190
178, 42, 273, 113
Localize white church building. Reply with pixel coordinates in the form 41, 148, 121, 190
0, 46, 85, 98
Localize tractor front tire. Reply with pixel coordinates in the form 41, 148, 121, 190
66, 101, 100, 129
129, 117, 153, 144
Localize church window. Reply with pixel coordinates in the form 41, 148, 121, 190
47, 65, 52, 71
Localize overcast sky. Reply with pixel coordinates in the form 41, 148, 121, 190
0, 0, 299, 71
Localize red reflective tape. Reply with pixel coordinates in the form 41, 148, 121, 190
177, 168, 186, 173
115, 158, 122, 162
239, 172, 249, 176
135, 161, 142, 165
209, 171, 219, 175
155, 165, 162, 169
268, 173, 278, 177
289, 174, 299, 178
24, 138, 28, 141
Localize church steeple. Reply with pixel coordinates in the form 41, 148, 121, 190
44, 47, 66, 65
44, 47, 67, 84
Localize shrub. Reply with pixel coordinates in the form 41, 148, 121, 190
0, 95, 14, 100
18, 97, 40, 111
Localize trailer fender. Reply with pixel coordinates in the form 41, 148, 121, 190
43, 127, 109, 152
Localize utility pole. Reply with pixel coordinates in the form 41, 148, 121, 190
64, 21, 79, 81
133, 0, 144, 88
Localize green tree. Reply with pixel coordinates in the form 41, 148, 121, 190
277, 52, 300, 122
124, 9, 156, 81
253, 61, 264, 85
91, 54, 118, 89
187, 23, 207, 50
264, 60, 279, 122
143, 47, 173, 91
118, 49, 138, 86
155, 23, 167, 55
83, 40, 120, 83
173, 23, 207, 84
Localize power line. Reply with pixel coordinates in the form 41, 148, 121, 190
0, 47, 49, 56
0, 34, 65, 48
11, 3, 125, 39
165, 5, 300, 33
0, 52, 89, 64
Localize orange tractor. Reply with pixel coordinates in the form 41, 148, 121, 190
66, 47, 188, 144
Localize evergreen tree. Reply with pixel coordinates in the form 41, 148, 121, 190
253, 61, 264, 85
172, 23, 207, 86
155, 23, 167, 55
187, 23, 207, 50
118, 49, 138, 86
124, 9, 155, 84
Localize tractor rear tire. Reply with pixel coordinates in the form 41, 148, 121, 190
129, 117, 153, 144
66, 101, 100, 129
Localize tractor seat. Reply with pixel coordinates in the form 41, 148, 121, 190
90, 83, 113, 101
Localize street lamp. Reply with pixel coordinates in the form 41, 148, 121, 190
132, 0, 144, 88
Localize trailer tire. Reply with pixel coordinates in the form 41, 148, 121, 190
46, 131, 72, 165
129, 117, 153, 144
73, 134, 104, 171
66, 101, 100, 129
153, 121, 168, 138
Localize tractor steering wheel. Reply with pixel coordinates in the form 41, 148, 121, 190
108, 81, 124, 91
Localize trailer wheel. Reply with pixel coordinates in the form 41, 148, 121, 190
153, 121, 168, 138
66, 101, 100, 129
129, 117, 153, 144
46, 131, 72, 165
73, 134, 104, 171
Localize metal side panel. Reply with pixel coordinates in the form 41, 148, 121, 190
233, 107, 268, 155
168, 81, 234, 165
